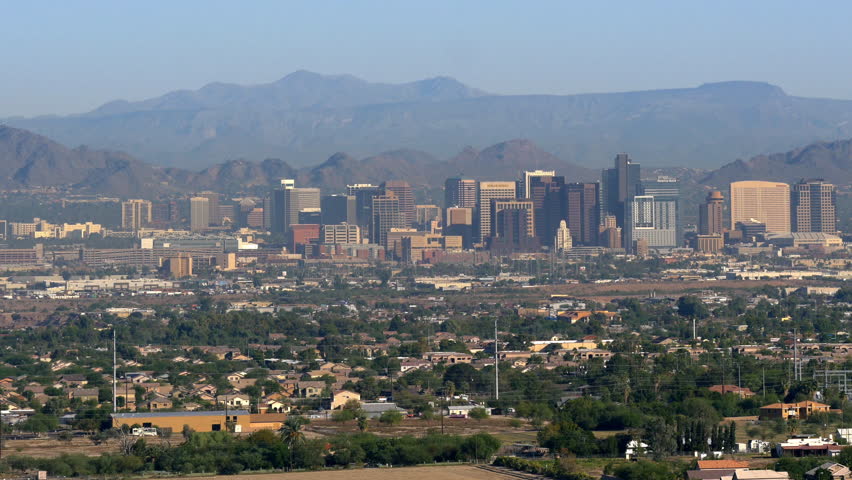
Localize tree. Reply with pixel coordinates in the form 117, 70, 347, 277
676, 296, 709, 319
461, 433, 501, 463
468, 407, 489, 421
376, 269, 392, 287
378, 410, 403, 426
279, 416, 310, 470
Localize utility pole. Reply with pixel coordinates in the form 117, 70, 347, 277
794, 328, 799, 381
763, 367, 766, 400
113, 326, 117, 413
737, 364, 742, 398
494, 318, 499, 401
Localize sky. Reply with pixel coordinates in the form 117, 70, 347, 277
3, 1, 851, 117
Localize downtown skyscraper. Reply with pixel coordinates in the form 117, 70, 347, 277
792, 179, 837, 233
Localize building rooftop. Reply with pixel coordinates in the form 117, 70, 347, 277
112, 410, 249, 418
697, 460, 749, 470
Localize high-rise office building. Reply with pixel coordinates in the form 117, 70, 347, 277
730, 181, 791, 234
190, 197, 211, 232
491, 208, 539, 253
151, 200, 179, 226
298, 208, 322, 225
347, 184, 381, 236
601, 154, 641, 229
444, 207, 474, 249
269, 180, 295, 234
599, 214, 622, 249
415, 205, 442, 229
528, 174, 565, 243
698, 191, 725, 235
548, 183, 599, 246
121, 199, 152, 232
322, 223, 361, 245
641, 176, 681, 244
371, 191, 408, 247
246, 208, 264, 229
168, 254, 193, 278
381, 181, 415, 226
288, 224, 321, 254
444, 178, 478, 209
198, 192, 221, 226
491, 200, 535, 238
624, 177, 681, 252
288, 188, 320, 228
520, 170, 556, 199
321, 194, 356, 226
792, 179, 837, 233
476, 181, 516, 244
218, 204, 237, 225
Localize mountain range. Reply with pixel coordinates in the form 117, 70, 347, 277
0, 126, 597, 196
6, 71, 852, 170
2, 124, 851, 201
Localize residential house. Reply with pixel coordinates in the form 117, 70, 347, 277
425, 352, 473, 364
361, 402, 407, 419
760, 401, 831, 420
329, 390, 361, 410
298, 381, 326, 398
805, 463, 851, 480
69, 388, 100, 402
219, 394, 251, 408
709, 385, 756, 397
59, 374, 88, 387
148, 394, 173, 410
448, 405, 491, 418
733, 471, 789, 480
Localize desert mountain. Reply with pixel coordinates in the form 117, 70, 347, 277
700, 139, 852, 187
0, 125, 176, 196
440, 139, 596, 182
0, 126, 592, 197
8, 73, 852, 170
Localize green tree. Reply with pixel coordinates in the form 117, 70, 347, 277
378, 410, 403, 426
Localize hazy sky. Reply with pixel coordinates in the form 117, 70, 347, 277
4, 1, 851, 117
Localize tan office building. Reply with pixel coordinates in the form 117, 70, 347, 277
477, 181, 517, 244
730, 181, 790, 234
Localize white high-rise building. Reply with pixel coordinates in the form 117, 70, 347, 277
554, 220, 572, 253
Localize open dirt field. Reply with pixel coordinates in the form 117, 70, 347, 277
191, 465, 525, 480
303, 417, 537, 444
3, 435, 175, 458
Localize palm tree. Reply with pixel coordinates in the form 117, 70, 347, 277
280, 416, 308, 470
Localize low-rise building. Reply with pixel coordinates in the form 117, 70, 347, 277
112, 410, 249, 433
759, 401, 831, 420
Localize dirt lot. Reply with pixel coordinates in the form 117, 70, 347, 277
3, 435, 175, 458
192, 465, 522, 480
304, 417, 537, 444
2, 418, 536, 459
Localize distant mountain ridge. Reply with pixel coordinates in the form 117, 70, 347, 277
7, 72, 852, 170
0, 126, 595, 196
700, 139, 852, 187
4, 124, 851, 199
